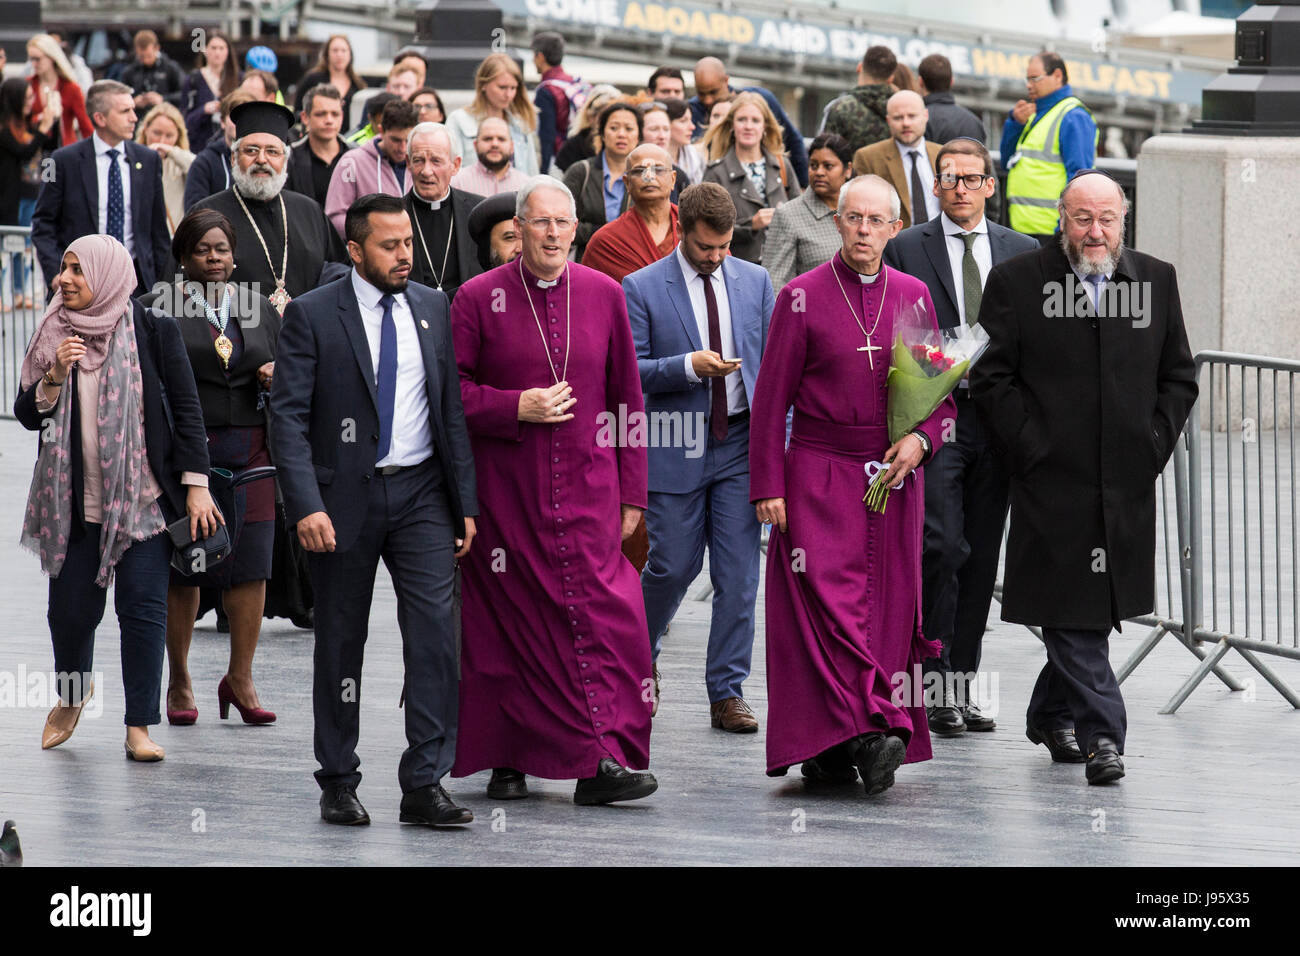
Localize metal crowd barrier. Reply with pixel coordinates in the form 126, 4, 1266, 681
0, 225, 44, 416
1158, 351, 1300, 713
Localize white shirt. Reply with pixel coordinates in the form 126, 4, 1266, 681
941, 212, 992, 326
896, 137, 940, 223
1070, 266, 1112, 312
677, 245, 746, 415
351, 269, 434, 468
93, 132, 134, 256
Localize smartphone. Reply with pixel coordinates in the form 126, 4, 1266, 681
723, 357, 742, 364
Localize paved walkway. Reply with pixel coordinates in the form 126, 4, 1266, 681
1, 417, 1297, 866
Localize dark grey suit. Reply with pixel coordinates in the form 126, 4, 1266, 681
270, 272, 478, 793
884, 215, 1039, 699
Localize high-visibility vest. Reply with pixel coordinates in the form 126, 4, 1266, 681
1006, 95, 1098, 235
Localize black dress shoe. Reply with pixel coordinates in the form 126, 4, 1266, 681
486, 768, 529, 800
927, 685, 966, 736
1026, 723, 1086, 763
1085, 736, 1125, 785
399, 784, 474, 826
320, 785, 370, 825
843, 732, 907, 796
959, 703, 997, 732
800, 746, 859, 786
573, 758, 658, 806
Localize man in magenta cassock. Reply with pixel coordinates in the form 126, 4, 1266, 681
449, 175, 658, 806
750, 174, 957, 796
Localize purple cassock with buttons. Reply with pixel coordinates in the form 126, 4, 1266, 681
449, 259, 654, 780
749, 256, 956, 776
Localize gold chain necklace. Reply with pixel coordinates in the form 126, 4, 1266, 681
518, 258, 570, 386
831, 255, 889, 370
233, 188, 290, 314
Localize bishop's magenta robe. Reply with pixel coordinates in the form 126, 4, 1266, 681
450, 260, 653, 780
749, 255, 956, 775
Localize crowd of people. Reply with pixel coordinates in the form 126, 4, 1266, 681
14, 26, 1198, 827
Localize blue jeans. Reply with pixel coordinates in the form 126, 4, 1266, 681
48, 525, 171, 726
8, 197, 36, 296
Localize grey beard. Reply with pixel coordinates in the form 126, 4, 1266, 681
232, 163, 288, 201
1061, 231, 1123, 276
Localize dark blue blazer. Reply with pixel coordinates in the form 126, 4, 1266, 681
31, 138, 171, 295
13, 301, 210, 535
883, 215, 1041, 330
269, 273, 479, 551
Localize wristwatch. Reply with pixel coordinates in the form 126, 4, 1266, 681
42, 370, 63, 387
911, 430, 931, 459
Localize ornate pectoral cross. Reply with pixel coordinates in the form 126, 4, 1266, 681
858, 341, 882, 369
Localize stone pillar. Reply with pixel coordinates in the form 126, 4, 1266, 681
402, 0, 513, 91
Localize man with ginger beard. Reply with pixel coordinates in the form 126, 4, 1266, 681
193, 101, 344, 311
971, 170, 1196, 785
271, 193, 480, 826
449, 176, 656, 806
401, 122, 484, 301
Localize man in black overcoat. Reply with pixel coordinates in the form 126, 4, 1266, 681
970, 170, 1197, 785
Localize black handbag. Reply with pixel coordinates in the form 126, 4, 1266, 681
168, 465, 278, 575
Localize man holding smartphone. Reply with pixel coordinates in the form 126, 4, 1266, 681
623, 182, 774, 732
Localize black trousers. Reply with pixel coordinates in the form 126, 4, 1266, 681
921, 392, 1009, 697
1029, 627, 1127, 754
48, 526, 170, 726
308, 458, 458, 793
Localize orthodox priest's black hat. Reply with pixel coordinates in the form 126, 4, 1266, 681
467, 192, 518, 270
230, 101, 296, 144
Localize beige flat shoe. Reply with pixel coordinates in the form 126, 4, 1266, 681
124, 733, 165, 762
41, 681, 95, 750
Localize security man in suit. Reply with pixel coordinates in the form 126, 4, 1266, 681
623, 182, 774, 733
32, 80, 171, 299
883, 137, 1039, 737
271, 193, 479, 828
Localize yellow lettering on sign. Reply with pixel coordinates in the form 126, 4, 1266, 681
709, 12, 731, 40
1149, 71, 1171, 99
666, 6, 689, 33
732, 16, 755, 43
972, 48, 1027, 79
1096, 63, 1116, 91
624, 2, 645, 30
1113, 67, 1139, 95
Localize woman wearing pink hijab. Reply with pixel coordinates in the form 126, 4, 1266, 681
15, 234, 217, 761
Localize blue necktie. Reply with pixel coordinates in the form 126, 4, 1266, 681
1087, 274, 1106, 314
105, 148, 124, 243
376, 293, 397, 462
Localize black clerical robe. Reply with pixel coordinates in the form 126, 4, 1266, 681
404, 187, 484, 301
193, 187, 346, 303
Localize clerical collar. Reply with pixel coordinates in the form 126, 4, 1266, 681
835, 253, 881, 284
519, 260, 564, 289
414, 186, 453, 210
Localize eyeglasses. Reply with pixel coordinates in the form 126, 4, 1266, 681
1025, 74, 1047, 85
239, 145, 285, 160
840, 213, 898, 230
521, 216, 577, 232
628, 164, 673, 179
1065, 211, 1122, 230
939, 173, 992, 190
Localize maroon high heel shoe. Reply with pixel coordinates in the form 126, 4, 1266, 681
166, 687, 198, 725
217, 676, 276, 725
167, 705, 198, 726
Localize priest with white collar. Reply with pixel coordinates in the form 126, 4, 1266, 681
402, 122, 485, 302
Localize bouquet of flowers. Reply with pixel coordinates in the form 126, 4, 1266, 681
864, 300, 990, 513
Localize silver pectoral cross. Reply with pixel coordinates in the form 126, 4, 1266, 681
858, 341, 882, 369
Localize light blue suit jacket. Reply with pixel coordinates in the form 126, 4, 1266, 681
623, 250, 775, 493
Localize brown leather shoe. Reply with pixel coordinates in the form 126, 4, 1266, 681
710, 697, 758, 733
